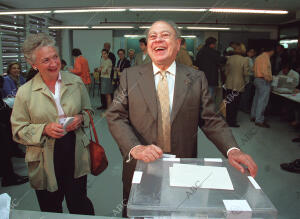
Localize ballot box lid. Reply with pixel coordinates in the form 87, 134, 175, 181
127, 158, 277, 219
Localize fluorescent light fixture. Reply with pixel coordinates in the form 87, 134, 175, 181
0, 24, 24, 29
0, 10, 51, 15
182, 35, 197, 38
92, 26, 134, 29
54, 8, 126, 13
48, 26, 89, 29
187, 27, 231, 30
124, 35, 146, 38
209, 8, 288, 14
139, 26, 183, 29
280, 39, 298, 44
2, 55, 19, 58
130, 8, 207, 12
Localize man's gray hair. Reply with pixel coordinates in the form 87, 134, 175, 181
145, 20, 181, 40
22, 33, 56, 64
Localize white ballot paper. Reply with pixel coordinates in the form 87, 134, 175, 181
169, 163, 234, 190
59, 117, 74, 134
0, 193, 11, 219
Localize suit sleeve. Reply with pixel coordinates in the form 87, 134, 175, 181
198, 72, 239, 157
11, 86, 47, 146
106, 69, 142, 159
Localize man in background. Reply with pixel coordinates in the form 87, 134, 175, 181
196, 37, 225, 103
128, 49, 135, 67
250, 45, 275, 128
176, 37, 193, 67
135, 38, 151, 66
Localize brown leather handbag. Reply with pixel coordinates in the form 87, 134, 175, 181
85, 110, 108, 176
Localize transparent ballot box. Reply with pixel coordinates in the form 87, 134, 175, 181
127, 158, 277, 219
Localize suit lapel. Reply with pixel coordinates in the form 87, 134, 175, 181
171, 64, 191, 124
137, 63, 157, 120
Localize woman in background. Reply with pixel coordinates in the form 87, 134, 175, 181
97, 49, 113, 109
3, 62, 26, 97
225, 43, 249, 127
69, 48, 91, 93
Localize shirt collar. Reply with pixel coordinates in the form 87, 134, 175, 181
58, 72, 62, 82
152, 61, 176, 76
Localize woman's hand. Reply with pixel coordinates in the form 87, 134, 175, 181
66, 114, 83, 132
43, 123, 65, 138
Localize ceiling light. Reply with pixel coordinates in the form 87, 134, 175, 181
130, 8, 207, 12
48, 26, 89, 29
0, 24, 24, 29
139, 26, 183, 29
54, 8, 126, 13
209, 8, 288, 14
186, 27, 231, 30
92, 26, 134, 29
124, 35, 146, 38
0, 10, 51, 15
182, 35, 197, 38
280, 39, 298, 44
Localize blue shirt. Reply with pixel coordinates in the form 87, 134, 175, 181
2, 75, 26, 98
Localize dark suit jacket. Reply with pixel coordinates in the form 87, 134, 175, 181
106, 62, 238, 197
196, 46, 226, 86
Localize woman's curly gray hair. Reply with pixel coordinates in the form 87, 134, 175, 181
22, 33, 56, 64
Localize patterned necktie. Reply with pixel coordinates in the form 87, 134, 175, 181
157, 71, 171, 152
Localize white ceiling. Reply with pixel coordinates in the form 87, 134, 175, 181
1, 0, 300, 26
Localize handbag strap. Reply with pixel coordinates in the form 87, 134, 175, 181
84, 110, 99, 144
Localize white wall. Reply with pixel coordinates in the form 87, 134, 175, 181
61, 30, 72, 66
73, 30, 113, 71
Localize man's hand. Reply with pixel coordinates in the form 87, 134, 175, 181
66, 114, 83, 132
228, 149, 258, 177
43, 123, 64, 139
130, 145, 163, 163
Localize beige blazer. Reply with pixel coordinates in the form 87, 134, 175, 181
106, 63, 238, 196
11, 72, 93, 192
134, 52, 152, 66
225, 55, 249, 92
176, 47, 193, 67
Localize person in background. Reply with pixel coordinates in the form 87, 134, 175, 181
98, 42, 116, 110
3, 62, 26, 98
11, 33, 94, 215
250, 44, 275, 128
26, 67, 39, 82
114, 49, 131, 88
239, 48, 256, 113
128, 49, 135, 67
224, 44, 249, 127
196, 37, 226, 104
97, 49, 113, 110
69, 48, 91, 92
135, 38, 151, 66
61, 59, 67, 70
0, 75, 28, 187
278, 63, 299, 88
176, 37, 193, 67
272, 44, 288, 76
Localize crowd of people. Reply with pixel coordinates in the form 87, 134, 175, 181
0, 19, 299, 216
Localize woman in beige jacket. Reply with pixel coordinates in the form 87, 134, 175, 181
225, 44, 249, 127
10, 33, 94, 215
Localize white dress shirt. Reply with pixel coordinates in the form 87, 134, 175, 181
49, 72, 66, 124
127, 62, 239, 161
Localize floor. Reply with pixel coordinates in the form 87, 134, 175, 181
1, 93, 300, 219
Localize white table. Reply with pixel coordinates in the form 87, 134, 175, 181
272, 90, 300, 103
